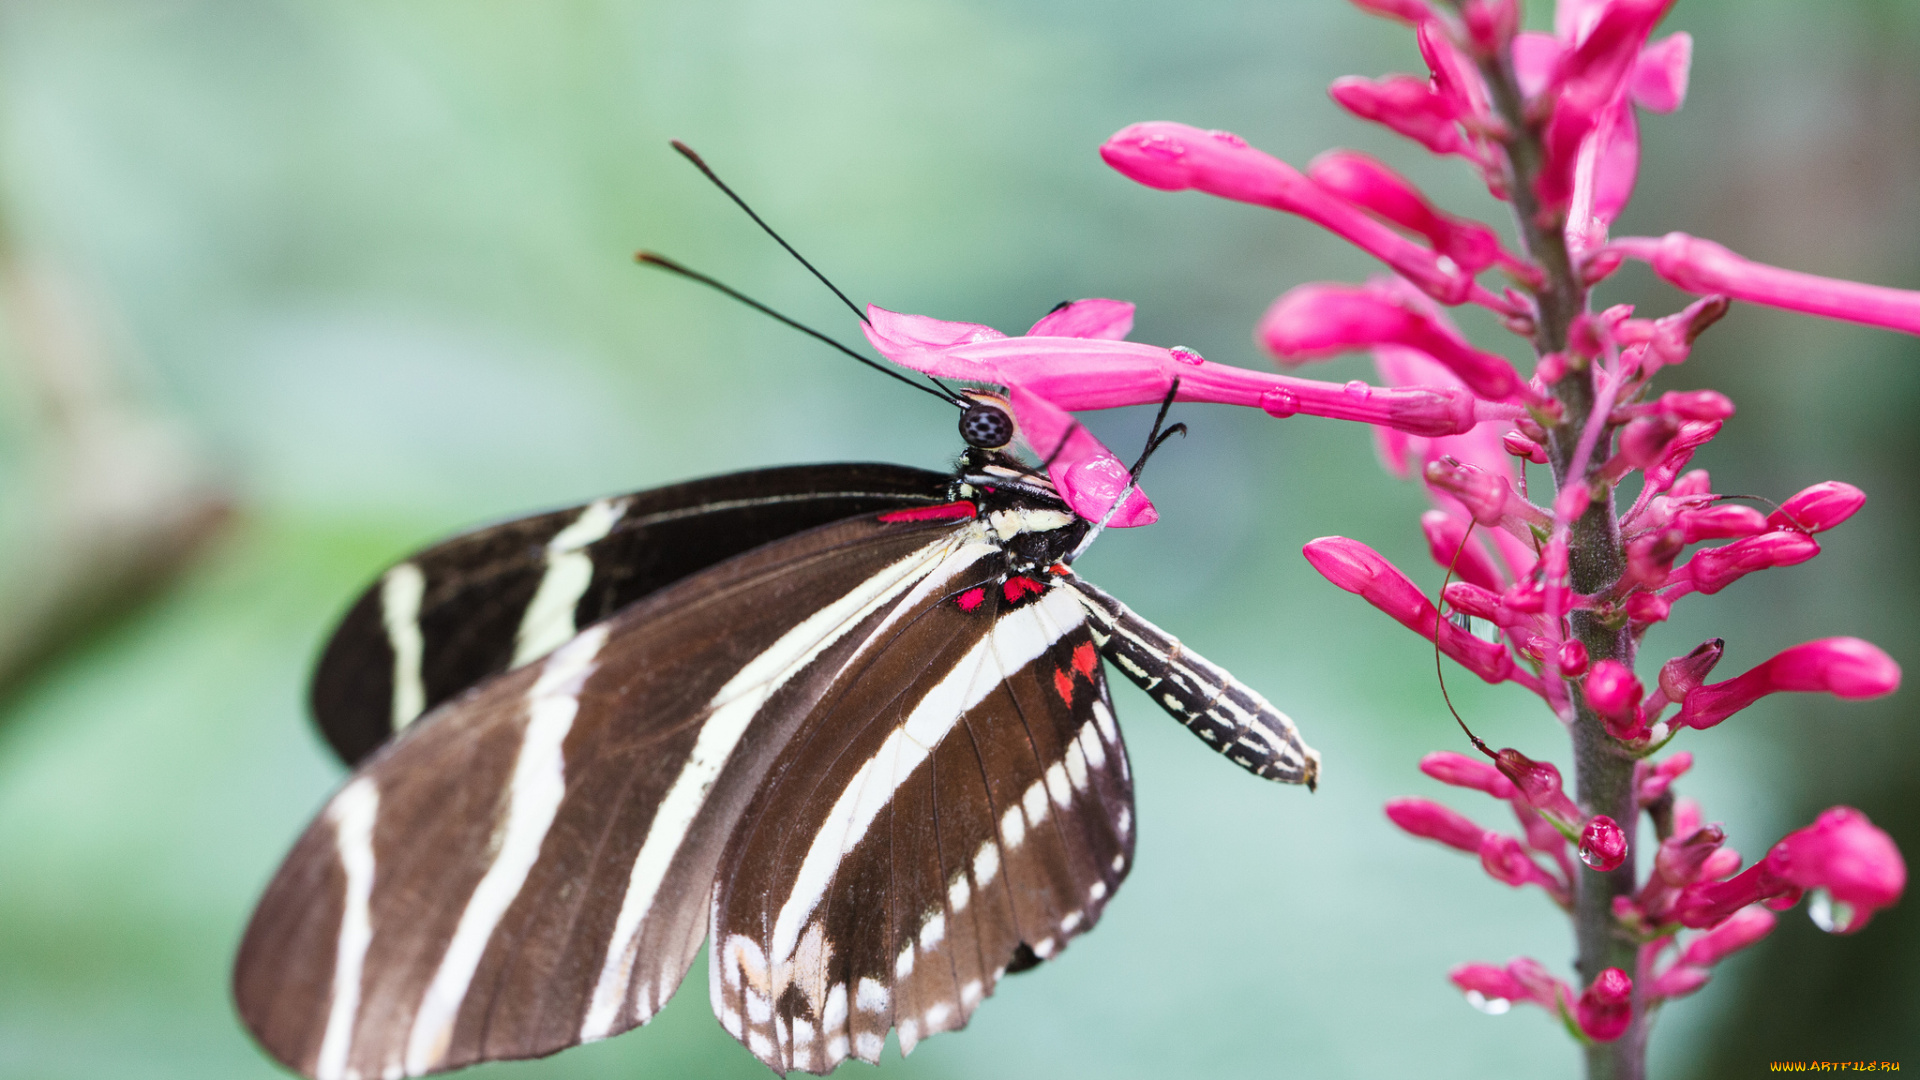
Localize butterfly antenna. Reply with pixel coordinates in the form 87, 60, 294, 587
637, 252, 962, 407
1067, 379, 1185, 563
672, 141, 868, 324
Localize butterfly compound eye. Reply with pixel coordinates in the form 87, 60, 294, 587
960, 402, 1015, 450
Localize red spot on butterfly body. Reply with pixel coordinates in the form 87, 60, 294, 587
879, 502, 977, 523
956, 587, 987, 612
1072, 641, 1098, 679
1003, 576, 1045, 603
1053, 668, 1075, 704
1048, 563, 1071, 576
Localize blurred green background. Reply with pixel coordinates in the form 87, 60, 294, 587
0, 1, 1915, 1077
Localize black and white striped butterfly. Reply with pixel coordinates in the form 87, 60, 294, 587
234, 387, 1319, 1079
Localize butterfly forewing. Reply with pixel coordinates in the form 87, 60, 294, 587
710, 574, 1135, 1074
312, 464, 950, 765
238, 509, 977, 1080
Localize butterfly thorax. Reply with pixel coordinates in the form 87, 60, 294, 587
949, 449, 1089, 575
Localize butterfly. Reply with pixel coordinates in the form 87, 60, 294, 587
233, 381, 1319, 1079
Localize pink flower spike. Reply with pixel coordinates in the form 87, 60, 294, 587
1306, 150, 1515, 275
1262, 283, 1526, 402
1421, 510, 1507, 592
1675, 637, 1902, 730
1768, 481, 1866, 533
1575, 968, 1634, 1042
1579, 816, 1629, 871
1386, 797, 1491, 853
1584, 660, 1645, 739
1347, 0, 1434, 23
1611, 232, 1920, 336
1101, 123, 1490, 306
1420, 750, 1518, 799
1767, 807, 1907, 933
1328, 74, 1469, 157
1558, 640, 1591, 679
1302, 537, 1518, 684
1630, 32, 1692, 113
1670, 529, 1820, 596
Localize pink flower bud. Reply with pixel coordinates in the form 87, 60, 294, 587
1653, 389, 1736, 421
1641, 420, 1721, 497
1678, 906, 1776, 968
1673, 530, 1820, 595
1460, 0, 1519, 55
1449, 962, 1529, 1008
1700, 847, 1743, 882
1612, 232, 1920, 336
1580, 816, 1629, 871
1768, 480, 1866, 533
1558, 640, 1591, 678
1676, 638, 1900, 730
1625, 527, 1685, 588
1347, 0, 1434, 22
1617, 414, 1680, 469
1648, 965, 1710, 1000
1502, 429, 1549, 463
1102, 123, 1481, 305
1631, 33, 1693, 114
1420, 750, 1518, 799
1302, 537, 1517, 683
1423, 458, 1517, 526
1495, 749, 1583, 827
1420, 510, 1507, 592
1655, 825, 1729, 888
1636, 750, 1693, 805
1442, 582, 1504, 623
1575, 968, 1634, 1042
1657, 640, 1724, 702
1262, 284, 1524, 401
1536, 351, 1568, 383
1767, 807, 1907, 933
1307, 151, 1509, 273
1480, 833, 1566, 898
1386, 797, 1490, 853
1625, 592, 1670, 624
1328, 74, 1467, 156
1584, 661, 1645, 739
1674, 504, 1768, 543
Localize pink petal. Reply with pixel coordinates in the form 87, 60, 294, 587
1769, 481, 1866, 533
1261, 283, 1524, 401
1677, 906, 1775, 967
1630, 32, 1692, 113
1386, 797, 1490, 853
1348, 0, 1434, 21
1301, 537, 1516, 684
1676, 637, 1901, 729
1026, 298, 1136, 340
1327, 74, 1468, 156
1766, 807, 1907, 930
1005, 384, 1157, 527
1612, 232, 1920, 336
1511, 32, 1563, 99
1307, 150, 1507, 273
1419, 750, 1517, 798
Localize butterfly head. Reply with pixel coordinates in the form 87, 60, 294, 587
957, 389, 1017, 451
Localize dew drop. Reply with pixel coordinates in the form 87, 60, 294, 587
1344, 379, 1371, 400
1261, 387, 1299, 418
1464, 991, 1512, 1016
1206, 129, 1248, 148
1140, 135, 1186, 161
1577, 843, 1607, 870
1169, 345, 1205, 366
1808, 888, 1858, 934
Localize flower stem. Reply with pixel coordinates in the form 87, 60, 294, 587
1464, 29, 1649, 1080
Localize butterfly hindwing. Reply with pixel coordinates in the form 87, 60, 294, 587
709, 571, 1135, 1074
312, 464, 950, 765
238, 508, 981, 1080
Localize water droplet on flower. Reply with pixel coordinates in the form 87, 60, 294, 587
1464, 991, 1512, 1016
1578, 842, 1608, 869
1169, 345, 1205, 366
1261, 387, 1299, 418
1344, 380, 1371, 400
1206, 129, 1248, 148
1139, 135, 1186, 161
1808, 888, 1858, 933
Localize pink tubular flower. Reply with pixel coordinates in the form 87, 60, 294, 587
1263, 282, 1528, 402
1678, 808, 1906, 933
1387, 797, 1490, 853
1769, 481, 1866, 533
1101, 122, 1513, 309
1666, 529, 1819, 596
1421, 510, 1507, 592
1328, 75, 1470, 157
1450, 958, 1568, 1015
1674, 637, 1901, 730
1302, 536, 1524, 686
861, 300, 1523, 525
1420, 750, 1517, 798
1481, 833, 1569, 900
1611, 232, 1920, 336
1649, 907, 1775, 1000
1306, 151, 1520, 276
1584, 661, 1645, 740
1575, 968, 1634, 1042
1494, 749, 1583, 829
